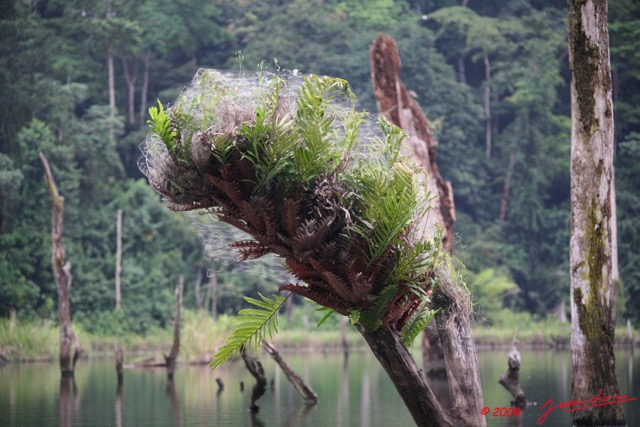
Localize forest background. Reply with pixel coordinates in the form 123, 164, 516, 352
1, 0, 639, 345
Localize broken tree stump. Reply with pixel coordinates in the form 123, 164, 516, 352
242, 348, 267, 412
40, 152, 83, 378
499, 323, 527, 408
263, 341, 318, 404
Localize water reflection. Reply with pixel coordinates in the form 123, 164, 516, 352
59, 376, 77, 427
1, 350, 638, 427
115, 380, 123, 427
166, 378, 183, 427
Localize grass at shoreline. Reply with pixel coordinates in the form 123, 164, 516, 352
1, 310, 636, 363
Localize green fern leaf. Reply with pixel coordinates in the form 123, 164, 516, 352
358, 285, 400, 331
401, 306, 439, 348
147, 100, 178, 153
210, 293, 288, 369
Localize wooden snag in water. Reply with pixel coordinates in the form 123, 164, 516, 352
115, 349, 124, 427
241, 347, 267, 412
370, 34, 485, 426
115, 345, 124, 385
164, 276, 183, 380
498, 324, 527, 408
39, 152, 83, 378
263, 341, 318, 404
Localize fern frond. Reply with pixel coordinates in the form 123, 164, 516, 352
358, 284, 400, 331
210, 293, 288, 369
400, 305, 439, 348
148, 100, 178, 153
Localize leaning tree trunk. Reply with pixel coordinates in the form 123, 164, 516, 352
358, 325, 453, 426
568, 1, 625, 425
370, 33, 485, 426
40, 152, 82, 378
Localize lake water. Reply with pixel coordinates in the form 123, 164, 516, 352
1, 349, 638, 426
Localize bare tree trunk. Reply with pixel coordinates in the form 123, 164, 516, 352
106, 0, 116, 144
115, 209, 122, 310
164, 276, 183, 380
40, 152, 82, 378
194, 266, 203, 310
370, 33, 455, 251
499, 150, 516, 222
263, 341, 318, 403
457, 56, 466, 84
208, 271, 218, 319
357, 325, 453, 426
568, 1, 625, 425
138, 51, 151, 128
370, 34, 485, 426
432, 263, 486, 426
483, 52, 492, 159
121, 57, 137, 125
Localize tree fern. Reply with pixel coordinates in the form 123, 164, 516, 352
210, 293, 288, 369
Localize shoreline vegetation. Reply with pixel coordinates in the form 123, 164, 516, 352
1, 310, 636, 364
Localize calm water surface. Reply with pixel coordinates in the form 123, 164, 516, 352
1, 349, 638, 426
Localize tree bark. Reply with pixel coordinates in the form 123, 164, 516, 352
483, 52, 492, 159
568, 1, 625, 425
370, 34, 485, 426
106, 0, 116, 144
263, 341, 318, 403
357, 325, 453, 426
138, 51, 151, 128
40, 152, 82, 378
121, 57, 137, 125
164, 276, 183, 380
432, 263, 486, 426
115, 209, 122, 310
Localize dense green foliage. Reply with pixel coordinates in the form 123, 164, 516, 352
1, 0, 639, 330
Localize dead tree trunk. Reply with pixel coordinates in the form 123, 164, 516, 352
241, 348, 267, 412
370, 33, 485, 426
164, 276, 183, 380
370, 33, 455, 251
40, 152, 82, 378
568, 1, 625, 425
498, 324, 526, 407
263, 341, 318, 403
115, 209, 122, 310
